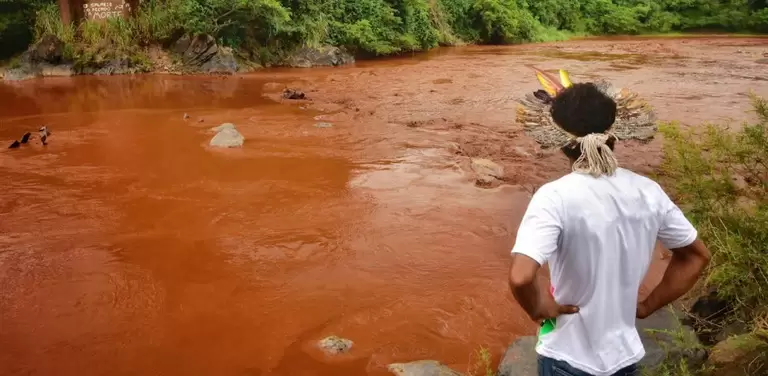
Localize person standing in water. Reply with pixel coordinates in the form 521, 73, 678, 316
508, 83, 711, 376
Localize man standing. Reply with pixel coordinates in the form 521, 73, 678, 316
508, 83, 711, 376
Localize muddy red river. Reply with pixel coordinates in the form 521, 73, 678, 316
1, 37, 767, 376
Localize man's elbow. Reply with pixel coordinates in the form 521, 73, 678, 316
508, 266, 537, 289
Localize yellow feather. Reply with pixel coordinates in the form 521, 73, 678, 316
536, 72, 558, 97
559, 70, 573, 88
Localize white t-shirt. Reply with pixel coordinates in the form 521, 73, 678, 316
511, 168, 698, 376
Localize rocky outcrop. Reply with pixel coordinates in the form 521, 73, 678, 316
284, 46, 355, 68
172, 34, 238, 74
209, 123, 244, 148
318, 336, 353, 355
388, 360, 462, 376
3, 34, 73, 81
706, 333, 768, 376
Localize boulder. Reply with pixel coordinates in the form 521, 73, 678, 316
282, 88, 306, 100
471, 158, 504, 187
172, 34, 238, 74
3, 68, 39, 81
209, 123, 244, 148
318, 336, 353, 355
497, 336, 538, 376
388, 360, 462, 376
706, 333, 768, 376
285, 46, 355, 68
200, 47, 238, 74
638, 308, 707, 372
29, 34, 66, 64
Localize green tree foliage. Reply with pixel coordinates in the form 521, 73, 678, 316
1, 0, 767, 61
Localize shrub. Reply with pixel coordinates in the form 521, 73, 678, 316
659, 94, 768, 328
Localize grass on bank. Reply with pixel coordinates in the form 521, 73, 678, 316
648, 94, 768, 374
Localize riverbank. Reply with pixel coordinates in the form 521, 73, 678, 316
2, 0, 768, 81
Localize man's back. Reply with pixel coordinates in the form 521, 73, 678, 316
511, 168, 698, 375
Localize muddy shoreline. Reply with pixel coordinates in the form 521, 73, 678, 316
1, 36, 767, 376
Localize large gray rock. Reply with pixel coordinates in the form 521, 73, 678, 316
285, 46, 355, 68
200, 47, 238, 74
209, 123, 244, 148
388, 360, 462, 376
3, 68, 38, 81
638, 308, 706, 372
497, 337, 538, 376
29, 34, 66, 64
172, 34, 238, 74
497, 309, 705, 376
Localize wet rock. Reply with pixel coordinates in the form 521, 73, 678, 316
3, 68, 39, 81
318, 336, 353, 355
757, 58, 768, 65
40, 64, 74, 77
471, 158, 504, 187
209, 123, 244, 148
314, 122, 333, 128
706, 333, 768, 376
283, 88, 306, 100
497, 336, 537, 376
388, 360, 462, 376
285, 46, 355, 68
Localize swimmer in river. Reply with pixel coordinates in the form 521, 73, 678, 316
7, 127, 50, 149
39, 126, 50, 146
508, 77, 711, 376
8, 132, 33, 149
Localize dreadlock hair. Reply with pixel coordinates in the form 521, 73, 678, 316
549, 83, 620, 176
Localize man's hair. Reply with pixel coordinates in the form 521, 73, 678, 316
550, 83, 617, 137
550, 83, 618, 160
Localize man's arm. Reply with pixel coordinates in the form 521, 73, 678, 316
638, 239, 711, 318
509, 254, 578, 321
509, 185, 578, 321
639, 187, 712, 318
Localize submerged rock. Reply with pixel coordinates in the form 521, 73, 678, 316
314, 122, 333, 128
209, 123, 244, 148
282, 88, 307, 100
285, 46, 355, 68
471, 158, 504, 188
388, 360, 462, 376
318, 335, 353, 355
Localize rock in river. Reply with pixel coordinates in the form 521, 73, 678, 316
209, 123, 244, 148
388, 360, 462, 376
318, 335, 353, 355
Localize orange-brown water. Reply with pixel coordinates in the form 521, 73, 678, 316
1, 37, 767, 376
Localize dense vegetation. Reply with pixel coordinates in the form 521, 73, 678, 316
650, 94, 768, 375
1, 0, 767, 63
660, 94, 768, 332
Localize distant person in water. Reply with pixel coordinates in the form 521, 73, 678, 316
508, 83, 711, 376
